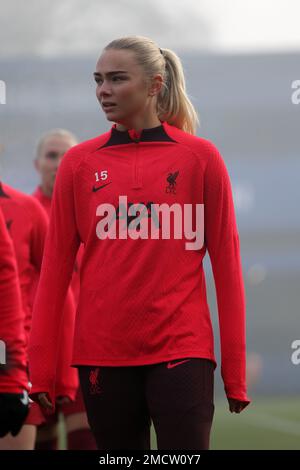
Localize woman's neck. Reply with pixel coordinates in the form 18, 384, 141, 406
115, 115, 161, 132
40, 183, 53, 198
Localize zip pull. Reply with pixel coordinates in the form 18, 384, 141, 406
128, 128, 141, 143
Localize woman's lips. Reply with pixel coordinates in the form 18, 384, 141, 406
102, 103, 117, 112
104, 107, 116, 113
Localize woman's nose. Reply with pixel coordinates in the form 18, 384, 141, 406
98, 81, 112, 97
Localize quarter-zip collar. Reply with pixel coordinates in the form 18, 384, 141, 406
100, 121, 177, 148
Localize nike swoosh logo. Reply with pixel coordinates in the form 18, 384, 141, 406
92, 182, 112, 192
167, 359, 190, 369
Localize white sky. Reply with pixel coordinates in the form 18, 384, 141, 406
196, 0, 300, 53
0, 0, 300, 57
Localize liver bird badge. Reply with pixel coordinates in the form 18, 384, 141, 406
166, 171, 179, 194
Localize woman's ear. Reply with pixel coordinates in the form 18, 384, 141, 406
34, 158, 40, 172
149, 75, 163, 97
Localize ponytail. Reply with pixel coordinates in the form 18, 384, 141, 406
157, 48, 199, 135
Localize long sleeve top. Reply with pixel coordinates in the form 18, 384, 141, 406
29, 121, 250, 405
32, 186, 78, 400
0, 182, 77, 400
0, 206, 28, 393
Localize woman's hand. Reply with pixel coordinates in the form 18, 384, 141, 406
56, 396, 71, 406
37, 392, 53, 410
227, 397, 249, 413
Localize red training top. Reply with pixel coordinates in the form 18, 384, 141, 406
0, 206, 28, 393
29, 121, 250, 405
0, 182, 77, 401
0, 182, 48, 345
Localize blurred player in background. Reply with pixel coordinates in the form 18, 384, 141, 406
33, 129, 96, 450
0, 145, 78, 449
0, 207, 29, 444
0, 176, 48, 449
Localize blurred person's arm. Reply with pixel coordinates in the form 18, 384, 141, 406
0, 207, 29, 436
0, 207, 28, 393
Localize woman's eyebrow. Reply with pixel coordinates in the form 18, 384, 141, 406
93, 71, 128, 78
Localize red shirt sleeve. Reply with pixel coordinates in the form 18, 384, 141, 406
54, 288, 79, 401
29, 153, 80, 404
70, 244, 83, 305
0, 207, 28, 393
31, 191, 79, 401
204, 142, 250, 405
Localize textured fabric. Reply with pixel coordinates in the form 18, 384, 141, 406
0, 182, 77, 401
0, 182, 48, 347
32, 186, 79, 401
0, 207, 28, 393
79, 358, 214, 450
33, 186, 83, 304
29, 121, 250, 405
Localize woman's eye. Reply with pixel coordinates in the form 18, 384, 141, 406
94, 76, 126, 85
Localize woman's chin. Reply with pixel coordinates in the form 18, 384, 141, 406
105, 111, 120, 122
105, 116, 115, 123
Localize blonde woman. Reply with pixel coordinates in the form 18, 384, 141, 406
29, 36, 250, 450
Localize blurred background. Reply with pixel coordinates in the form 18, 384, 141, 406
0, 0, 300, 449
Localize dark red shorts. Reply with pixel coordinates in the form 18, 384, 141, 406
78, 358, 215, 450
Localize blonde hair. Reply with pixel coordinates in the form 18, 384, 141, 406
104, 36, 199, 135
36, 129, 78, 158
